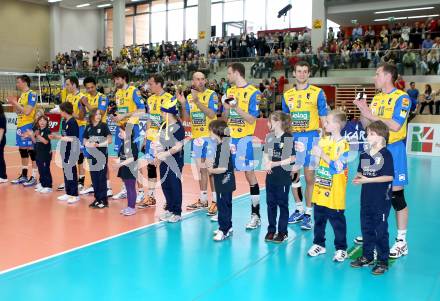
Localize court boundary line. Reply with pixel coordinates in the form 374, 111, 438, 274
0, 191, 257, 276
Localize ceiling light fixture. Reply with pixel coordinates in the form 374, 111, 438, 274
374, 7, 434, 14
97, 3, 112, 8
76, 3, 91, 8
407, 14, 439, 19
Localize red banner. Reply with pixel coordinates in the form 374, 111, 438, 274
46, 113, 62, 132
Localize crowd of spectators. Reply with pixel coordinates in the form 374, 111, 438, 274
34, 18, 440, 80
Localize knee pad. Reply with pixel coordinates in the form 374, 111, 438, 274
78, 153, 84, 165
19, 148, 29, 159
391, 190, 407, 211
28, 149, 36, 161
250, 183, 260, 196
147, 164, 157, 179
291, 173, 301, 188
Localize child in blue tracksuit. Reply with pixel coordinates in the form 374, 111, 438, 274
351, 120, 394, 275
263, 111, 296, 243
207, 120, 236, 241
156, 97, 185, 223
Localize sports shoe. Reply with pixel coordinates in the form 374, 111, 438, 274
107, 188, 113, 197
246, 214, 261, 230
307, 244, 326, 257
167, 214, 181, 223
300, 214, 313, 230
11, 175, 28, 185
213, 228, 233, 241
39, 187, 53, 194
389, 239, 408, 259
207, 202, 218, 216
23, 176, 37, 187
0, 178, 8, 184
89, 200, 100, 208
112, 189, 127, 200
77, 183, 84, 192
350, 256, 374, 268
121, 207, 136, 216
354, 236, 364, 245
80, 186, 94, 195
67, 196, 80, 204
273, 233, 288, 243
57, 183, 65, 191
288, 210, 305, 224
57, 194, 70, 201
94, 200, 109, 209
265, 232, 276, 242
371, 262, 388, 275
187, 199, 208, 210
136, 190, 145, 203
333, 250, 348, 262
34, 183, 43, 192
210, 214, 218, 222
159, 210, 173, 221
213, 228, 233, 236
137, 196, 157, 209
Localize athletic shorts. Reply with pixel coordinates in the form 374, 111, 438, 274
114, 124, 141, 153
293, 130, 320, 168
191, 137, 214, 159
231, 136, 255, 171
387, 140, 408, 187
16, 123, 34, 147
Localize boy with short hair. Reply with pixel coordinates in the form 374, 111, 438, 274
351, 120, 394, 275
307, 110, 349, 262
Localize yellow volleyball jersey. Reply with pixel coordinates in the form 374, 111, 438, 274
187, 89, 218, 139
115, 85, 144, 126
87, 92, 108, 123
66, 92, 87, 127
17, 90, 37, 127
282, 84, 327, 133
226, 84, 261, 138
312, 136, 349, 210
370, 89, 410, 144
61, 88, 68, 103
146, 92, 173, 141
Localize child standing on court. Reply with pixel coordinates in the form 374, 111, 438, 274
263, 111, 296, 243
307, 110, 349, 262
351, 120, 394, 275
115, 123, 139, 216
207, 120, 236, 241
156, 97, 185, 223
25, 114, 53, 193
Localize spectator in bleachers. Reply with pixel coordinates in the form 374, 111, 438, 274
419, 84, 434, 115
422, 34, 434, 49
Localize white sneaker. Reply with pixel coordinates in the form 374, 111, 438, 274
0, 178, 8, 184
167, 214, 182, 223
57, 194, 70, 201
213, 228, 233, 236
112, 189, 127, 200
308, 244, 326, 257
354, 236, 363, 245
107, 188, 113, 197
67, 196, 80, 204
333, 250, 348, 262
79, 186, 94, 195
136, 190, 145, 203
389, 239, 408, 259
159, 210, 173, 221
245, 214, 261, 230
77, 184, 84, 191
213, 228, 233, 241
210, 214, 218, 222
34, 183, 43, 192
39, 187, 53, 194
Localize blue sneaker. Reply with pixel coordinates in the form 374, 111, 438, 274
300, 215, 313, 230
23, 176, 37, 187
288, 210, 305, 224
11, 175, 28, 184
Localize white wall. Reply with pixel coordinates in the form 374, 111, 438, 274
55, 7, 104, 55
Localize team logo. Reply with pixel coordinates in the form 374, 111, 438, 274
238, 128, 243, 132
244, 92, 248, 99
388, 98, 392, 105
325, 191, 330, 197
411, 126, 434, 153
306, 93, 310, 99
97, 129, 101, 134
